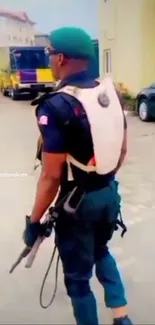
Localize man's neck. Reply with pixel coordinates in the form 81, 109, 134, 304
60, 68, 88, 81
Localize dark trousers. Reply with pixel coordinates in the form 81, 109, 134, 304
55, 183, 127, 325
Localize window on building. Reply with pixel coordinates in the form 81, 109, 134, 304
103, 49, 112, 74
12, 49, 49, 70
10, 52, 17, 70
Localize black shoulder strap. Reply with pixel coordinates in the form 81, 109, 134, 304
31, 81, 65, 106
31, 91, 57, 106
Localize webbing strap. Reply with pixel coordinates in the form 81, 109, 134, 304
67, 154, 96, 173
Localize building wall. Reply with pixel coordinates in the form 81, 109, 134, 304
115, 0, 143, 94
35, 34, 50, 47
0, 16, 35, 47
99, 0, 118, 79
100, 0, 155, 95
141, 0, 155, 89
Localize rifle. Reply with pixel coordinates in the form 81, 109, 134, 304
9, 207, 57, 274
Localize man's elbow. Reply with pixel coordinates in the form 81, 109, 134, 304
40, 170, 60, 186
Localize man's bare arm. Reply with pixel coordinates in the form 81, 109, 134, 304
30, 152, 66, 223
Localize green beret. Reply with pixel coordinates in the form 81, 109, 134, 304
49, 27, 95, 59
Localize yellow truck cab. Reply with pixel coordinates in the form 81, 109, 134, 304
0, 46, 56, 100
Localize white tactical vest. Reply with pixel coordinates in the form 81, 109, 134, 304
56, 76, 124, 177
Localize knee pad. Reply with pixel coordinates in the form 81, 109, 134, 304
64, 277, 90, 298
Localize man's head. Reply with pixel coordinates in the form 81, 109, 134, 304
48, 27, 95, 80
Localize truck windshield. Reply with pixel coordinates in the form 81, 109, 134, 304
12, 49, 49, 70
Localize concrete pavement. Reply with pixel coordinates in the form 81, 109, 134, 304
0, 95, 155, 324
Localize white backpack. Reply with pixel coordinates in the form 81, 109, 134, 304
56, 76, 124, 178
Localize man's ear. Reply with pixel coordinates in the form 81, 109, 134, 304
58, 53, 68, 67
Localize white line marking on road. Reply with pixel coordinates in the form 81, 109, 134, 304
125, 214, 155, 228
126, 219, 135, 226
125, 216, 143, 227
134, 216, 143, 223
118, 257, 136, 269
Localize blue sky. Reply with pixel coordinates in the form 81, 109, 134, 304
0, 0, 99, 37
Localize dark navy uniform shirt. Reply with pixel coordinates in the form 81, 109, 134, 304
36, 71, 127, 190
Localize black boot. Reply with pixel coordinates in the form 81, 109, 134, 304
113, 316, 133, 325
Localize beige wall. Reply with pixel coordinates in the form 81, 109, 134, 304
100, 0, 155, 95
35, 35, 50, 47
115, 0, 143, 94
141, 0, 155, 89
0, 16, 35, 47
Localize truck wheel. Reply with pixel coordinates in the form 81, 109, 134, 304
10, 88, 19, 100
1, 84, 8, 96
30, 92, 38, 100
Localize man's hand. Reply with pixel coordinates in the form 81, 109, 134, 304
23, 216, 43, 248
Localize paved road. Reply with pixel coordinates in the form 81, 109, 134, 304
0, 95, 155, 324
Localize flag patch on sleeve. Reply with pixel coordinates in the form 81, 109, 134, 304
38, 115, 48, 125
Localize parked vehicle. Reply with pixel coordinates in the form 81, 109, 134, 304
136, 84, 155, 121
0, 40, 99, 101
0, 46, 56, 100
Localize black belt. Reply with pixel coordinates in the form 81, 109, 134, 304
77, 174, 114, 193
70, 168, 115, 193
61, 178, 114, 195
85, 179, 111, 192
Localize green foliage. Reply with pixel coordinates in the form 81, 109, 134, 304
116, 82, 136, 111
122, 93, 136, 111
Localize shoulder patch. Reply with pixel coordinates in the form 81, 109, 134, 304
97, 92, 110, 108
